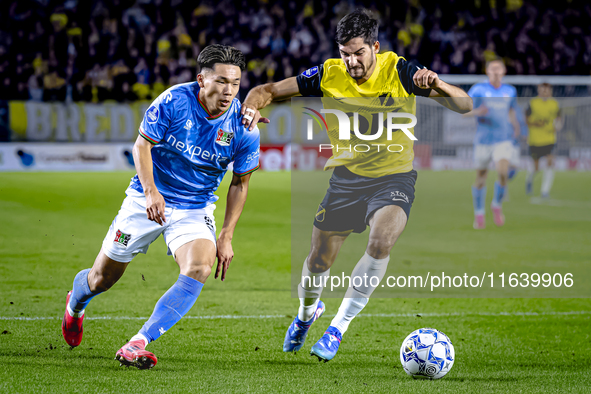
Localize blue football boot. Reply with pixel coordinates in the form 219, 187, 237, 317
283, 300, 325, 353
310, 326, 342, 362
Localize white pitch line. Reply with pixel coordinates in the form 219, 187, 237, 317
1, 310, 590, 321
529, 197, 591, 208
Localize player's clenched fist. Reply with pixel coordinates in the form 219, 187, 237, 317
413, 68, 441, 90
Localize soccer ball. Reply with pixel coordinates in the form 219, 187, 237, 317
399, 327, 455, 379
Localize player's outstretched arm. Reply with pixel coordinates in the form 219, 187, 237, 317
463, 105, 488, 118
241, 77, 300, 129
132, 135, 166, 225
215, 173, 253, 281
414, 69, 473, 114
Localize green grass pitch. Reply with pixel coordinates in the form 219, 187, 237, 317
1, 170, 590, 393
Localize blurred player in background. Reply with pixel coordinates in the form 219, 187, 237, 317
242, 9, 471, 362
525, 83, 562, 198
61, 44, 264, 369
466, 60, 520, 229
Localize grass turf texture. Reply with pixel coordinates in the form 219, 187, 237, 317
0, 170, 590, 393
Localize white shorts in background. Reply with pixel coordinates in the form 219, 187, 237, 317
101, 195, 216, 263
509, 143, 521, 167
474, 141, 514, 170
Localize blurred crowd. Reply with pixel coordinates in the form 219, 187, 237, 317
0, 0, 589, 102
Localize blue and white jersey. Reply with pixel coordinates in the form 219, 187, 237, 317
468, 81, 519, 145
127, 82, 260, 209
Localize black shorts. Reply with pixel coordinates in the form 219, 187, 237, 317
529, 144, 555, 160
313, 166, 417, 234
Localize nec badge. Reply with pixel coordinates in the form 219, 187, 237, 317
301, 66, 319, 78
146, 106, 160, 124
114, 230, 131, 247
215, 129, 234, 146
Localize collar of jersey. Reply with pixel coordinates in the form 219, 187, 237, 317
486, 81, 504, 91
196, 90, 230, 120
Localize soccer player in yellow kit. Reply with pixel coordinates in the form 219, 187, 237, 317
242, 9, 472, 361
525, 83, 562, 198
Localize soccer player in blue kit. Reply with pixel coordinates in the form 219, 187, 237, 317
61, 45, 265, 369
466, 59, 520, 229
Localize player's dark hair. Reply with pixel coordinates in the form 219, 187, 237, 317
335, 9, 379, 46
197, 44, 246, 72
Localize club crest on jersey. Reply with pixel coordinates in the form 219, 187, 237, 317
184, 119, 193, 130
391, 191, 409, 203
114, 230, 131, 247
146, 106, 160, 124
216, 129, 234, 146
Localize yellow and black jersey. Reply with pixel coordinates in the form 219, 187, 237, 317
526, 98, 561, 147
295, 52, 431, 178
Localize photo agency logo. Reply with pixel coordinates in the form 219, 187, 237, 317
303, 106, 417, 153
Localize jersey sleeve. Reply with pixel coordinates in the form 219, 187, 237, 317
296, 65, 324, 97
139, 90, 174, 144
396, 59, 432, 97
232, 126, 261, 176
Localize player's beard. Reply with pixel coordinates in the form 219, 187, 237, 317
348, 56, 374, 81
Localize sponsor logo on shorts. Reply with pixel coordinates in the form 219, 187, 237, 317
114, 230, 131, 247
215, 129, 234, 146
204, 216, 215, 233
391, 191, 409, 203
315, 204, 326, 222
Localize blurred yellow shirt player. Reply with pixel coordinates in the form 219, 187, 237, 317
525, 83, 562, 198
527, 96, 560, 148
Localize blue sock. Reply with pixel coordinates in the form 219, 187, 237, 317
69, 268, 102, 313
471, 185, 486, 215
139, 274, 203, 343
493, 182, 506, 206
507, 168, 517, 180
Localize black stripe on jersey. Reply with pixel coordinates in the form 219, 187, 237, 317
396, 59, 432, 97
296, 64, 324, 97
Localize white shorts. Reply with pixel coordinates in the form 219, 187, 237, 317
509, 143, 520, 167
101, 194, 216, 263
474, 141, 514, 170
